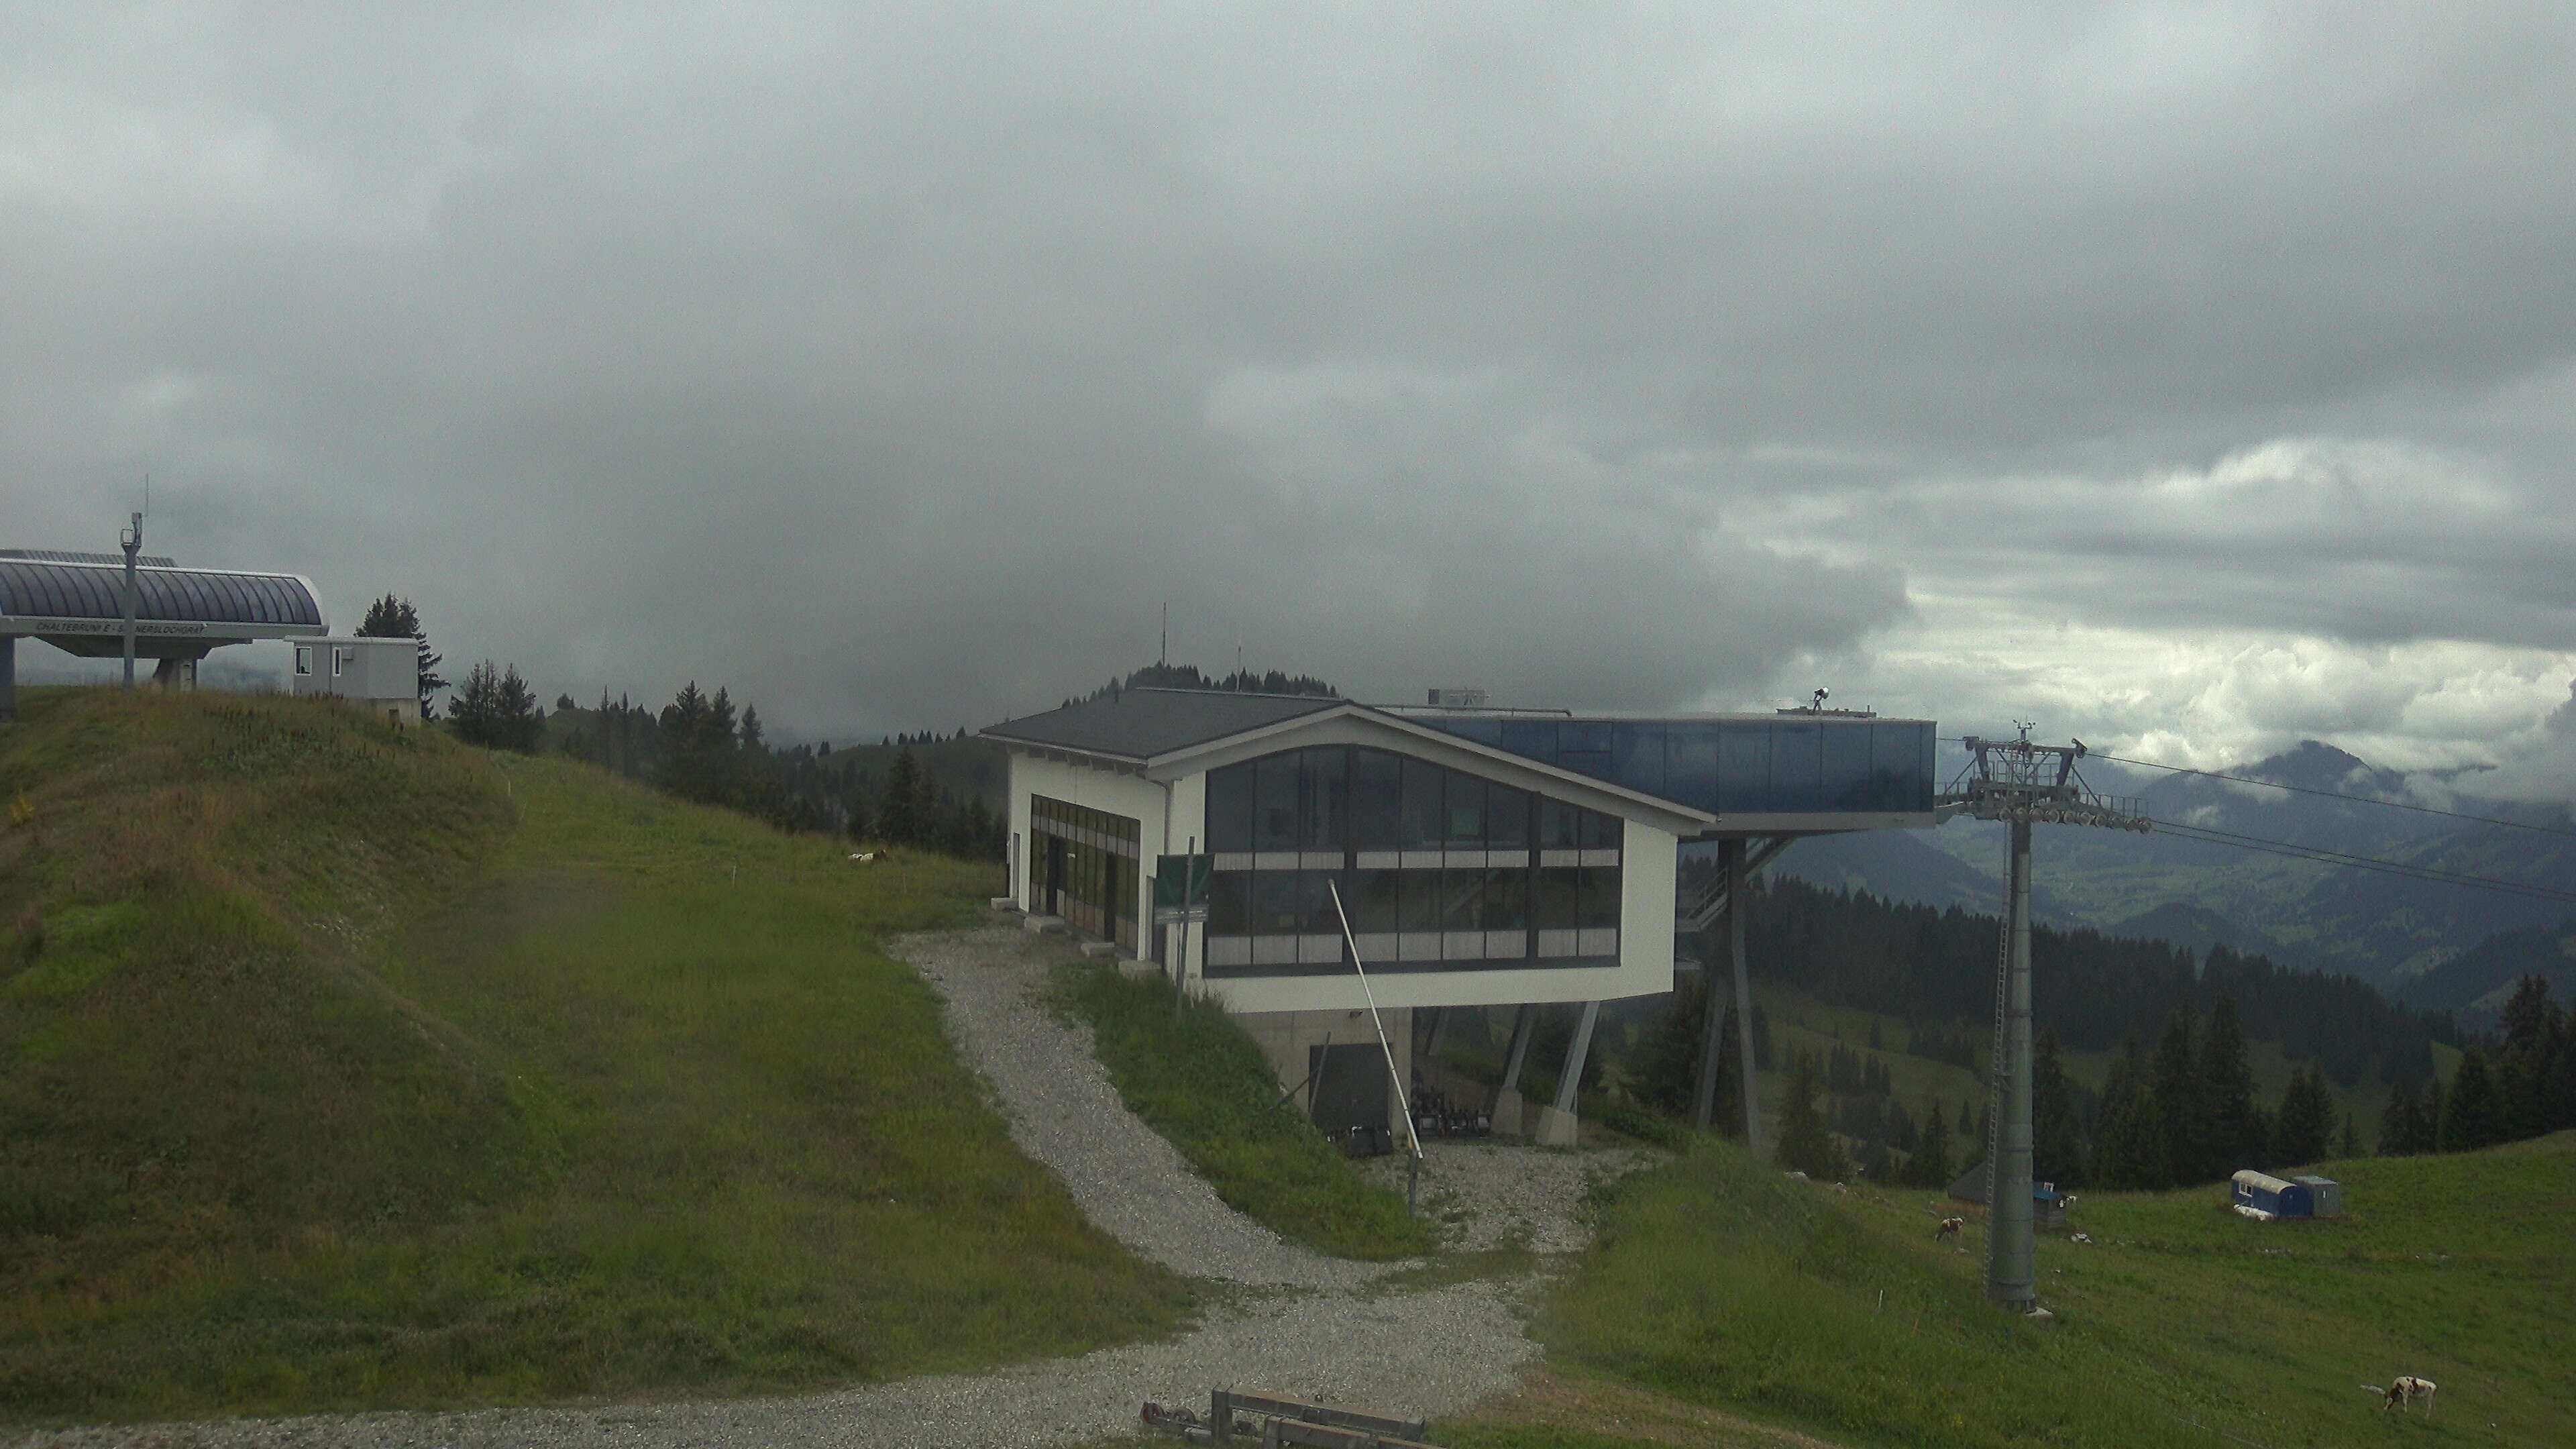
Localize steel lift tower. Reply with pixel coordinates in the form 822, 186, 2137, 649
1947, 728, 2149, 1311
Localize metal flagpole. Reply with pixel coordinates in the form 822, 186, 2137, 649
1328, 881, 1424, 1214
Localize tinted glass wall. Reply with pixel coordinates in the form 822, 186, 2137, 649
1424, 716, 1934, 816
1030, 795, 1141, 951
1203, 746, 1623, 977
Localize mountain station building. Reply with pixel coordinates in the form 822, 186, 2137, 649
981, 688, 1938, 1146
0, 549, 329, 720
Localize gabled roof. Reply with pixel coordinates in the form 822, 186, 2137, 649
982, 688, 1718, 830
981, 688, 1340, 761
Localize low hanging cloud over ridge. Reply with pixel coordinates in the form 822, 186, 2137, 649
4, 4, 2575, 790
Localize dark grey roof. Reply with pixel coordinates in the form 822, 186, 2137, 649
982, 688, 1341, 760
0, 559, 323, 627
0, 547, 179, 568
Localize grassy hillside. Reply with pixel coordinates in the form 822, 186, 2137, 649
1523, 1130, 2575, 1448
1051, 960, 1433, 1260
0, 688, 1190, 1423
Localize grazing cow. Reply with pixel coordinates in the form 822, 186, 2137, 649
2365, 1378, 2436, 1417
1933, 1216, 1964, 1244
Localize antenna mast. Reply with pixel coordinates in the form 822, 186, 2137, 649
1944, 727, 2149, 1313
119, 508, 144, 691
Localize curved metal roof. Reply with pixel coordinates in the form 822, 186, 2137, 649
0, 559, 323, 629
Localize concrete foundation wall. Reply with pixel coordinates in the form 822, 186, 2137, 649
1240, 1006, 1414, 1139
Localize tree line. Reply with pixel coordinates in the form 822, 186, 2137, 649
2377, 976, 2576, 1157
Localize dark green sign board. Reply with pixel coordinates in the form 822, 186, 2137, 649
1153, 853, 1213, 920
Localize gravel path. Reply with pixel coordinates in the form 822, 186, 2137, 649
9, 921, 1656, 1449
896, 925, 1375, 1290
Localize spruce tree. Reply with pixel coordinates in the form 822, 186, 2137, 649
2094, 1036, 2166, 1189
1774, 1052, 1842, 1179
1909, 1098, 1953, 1189
2338, 1111, 2361, 1159
2441, 1051, 2506, 1152
2200, 994, 2261, 1180
2273, 1064, 2336, 1167
2152, 1004, 2200, 1184
2031, 1030, 2086, 1188
881, 748, 925, 845
2379, 1077, 2420, 1157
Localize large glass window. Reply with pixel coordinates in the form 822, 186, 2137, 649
1611, 722, 1666, 797
1299, 747, 1346, 851
1444, 773, 1486, 846
1351, 749, 1403, 849
1486, 784, 1530, 851
1207, 765, 1254, 852
1208, 870, 1251, 934
1537, 797, 1579, 849
1822, 722, 1874, 810
1401, 757, 1446, 849
1482, 867, 1528, 931
1772, 722, 1822, 812
1350, 868, 1400, 932
1559, 720, 1613, 779
1254, 754, 1300, 851
1029, 794, 1142, 951
1500, 718, 1559, 764
1252, 872, 1300, 935
1440, 869, 1483, 931
1719, 724, 1769, 812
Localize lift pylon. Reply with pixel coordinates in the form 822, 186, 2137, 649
1944, 727, 2149, 1311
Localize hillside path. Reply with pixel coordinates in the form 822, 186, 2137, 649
9, 923, 1643, 1449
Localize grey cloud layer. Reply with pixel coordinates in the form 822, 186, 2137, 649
3, 4, 2572, 758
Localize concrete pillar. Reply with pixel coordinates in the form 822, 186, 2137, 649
1534, 1000, 1600, 1148
0, 636, 15, 722
152, 657, 180, 689
1421, 1006, 1447, 1061
1493, 1004, 1536, 1136
1984, 816, 2037, 1309
1728, 841, 1762, 1152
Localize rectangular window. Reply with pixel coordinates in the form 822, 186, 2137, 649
1252, 871, 1300, 936
1441, 868, 1483, 932
1535, 867, 1582, 929
1579, 865, 1623, 929
1719, 723, 1770, 812
1299, 748, 1346, 852
1299, 870, 1342, 936
1559, 720, 1613, 779
1611, 722, 1666, 797
1350, 749, 1403, 850
1536, 797, 1580, 850
1772, 722, 1823, 812
1254, 753, 1299, 852
1579, 807, 1621, 851
1205, 764, 1254, 853
1208, 870, 1251, 935
1499, 718, 1558, 764
294, 645, 313, 676
1485, 784, 1530, 851
1401, 756, 1446, 849
1481, 867, 1529, 932
1444, 771, 1485, 845
1398, 869, 1442, 933
1822, 722, 1873, 810
332, 647, 348, 676
1350, 868, 1400, 933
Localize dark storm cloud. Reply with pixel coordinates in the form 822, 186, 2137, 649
5, 4, 2573, 754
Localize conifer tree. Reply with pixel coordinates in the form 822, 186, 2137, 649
2441, 1050, 2506, 1152
2273, 1063, 2337, 1167
2200, 994, 2261, 1179
2338, 1111, 2361, 1159
1908, 1097, 1953, 1188
2152, 1004, 2200, 1184
1775, 1052, 1842, 1179
2379, 1077, 2422, 1157
881, 747, 926, 844
2031, 1029, 2087, 1187
2094, 1036, 2165, 1189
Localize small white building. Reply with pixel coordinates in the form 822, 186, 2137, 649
289, 636, 421, 725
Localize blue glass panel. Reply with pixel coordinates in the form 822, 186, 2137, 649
1665, 722, 1721, 812
1205, 763, 1254, 851
1401, 757, 1445, 849
1536, 867, 1580, 928
1499, 718, 1558, 765
1442, 717, 1503, 747
1870, 720, 1919, 811
1558, 720, 1613, 781
1821, 723, 1873, 810
1487, 784, 1531, 850
1445, 771, 1486, 845
1350, 868, 1400, 932
1921, 727, 1938, 810
1770, 722, 1823, 811
1442, 869, 1483, 930
1253, 872, 1299, 934
1718, 722, 1769, 812
1536, 796, 1580, 849
1299, 747, 1347, 851
1611, 722, 1666, 797
1208, 871, 1251, 934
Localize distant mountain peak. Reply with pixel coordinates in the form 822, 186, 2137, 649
2243, 739, 2405, 796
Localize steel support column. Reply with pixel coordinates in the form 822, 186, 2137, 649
1492, 1004, 1536, 1136
0, 637, 14, 722
1534, 1000, 1599, 1146
1726, 840, 1760, 1152
1984, 816, 2036, 1309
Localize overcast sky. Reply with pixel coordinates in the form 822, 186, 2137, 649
7, 3, 2574, 792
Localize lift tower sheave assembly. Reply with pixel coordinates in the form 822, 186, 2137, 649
1945, 729, 2149, 1312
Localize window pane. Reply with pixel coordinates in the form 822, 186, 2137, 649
1300, 870, 1342, 935
1350, 749, 1403, 849
1300, 747, 1347, 852
1207, 765, 1254, 852
1579, 808, 1621, 851
1822, 723, 1872, 810
1442, 869, 1483, 931
1772, 722, 1822, 812
1665, 722, 1719, 811
1401, 757, 1445, 849
1208, 871, 1250, 934
1442, 717, 1503, 747
1444, 771, 1485, 845
1536, 867, 1582, 928
1559, 720, 1613, 780
1254, 754, 1299, 851
1253, 872, 1300, 935
1719, 723, 1769, 812
1482, 867, 1528, 931
1536, 797, 1580, 849
1611, 722, 1666, 797
1580, 865, 1623, 928
1398, 870, 1442, 932
1351, 868, 1399, 933
1485, 785, 1529, 851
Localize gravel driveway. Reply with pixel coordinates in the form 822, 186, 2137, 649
9, 921, 1654, 1449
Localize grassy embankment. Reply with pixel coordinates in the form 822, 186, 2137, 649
1461, 1130, 2573, 1449
1051, 960, 1434, 1260
0, 688, 1192, 1424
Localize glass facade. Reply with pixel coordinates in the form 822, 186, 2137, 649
1421, 715, 1935, 817
1203, 746, 1622, 977
1029, 795, 1141, 951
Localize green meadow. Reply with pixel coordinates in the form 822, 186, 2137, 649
0, 688, 1191, 1423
